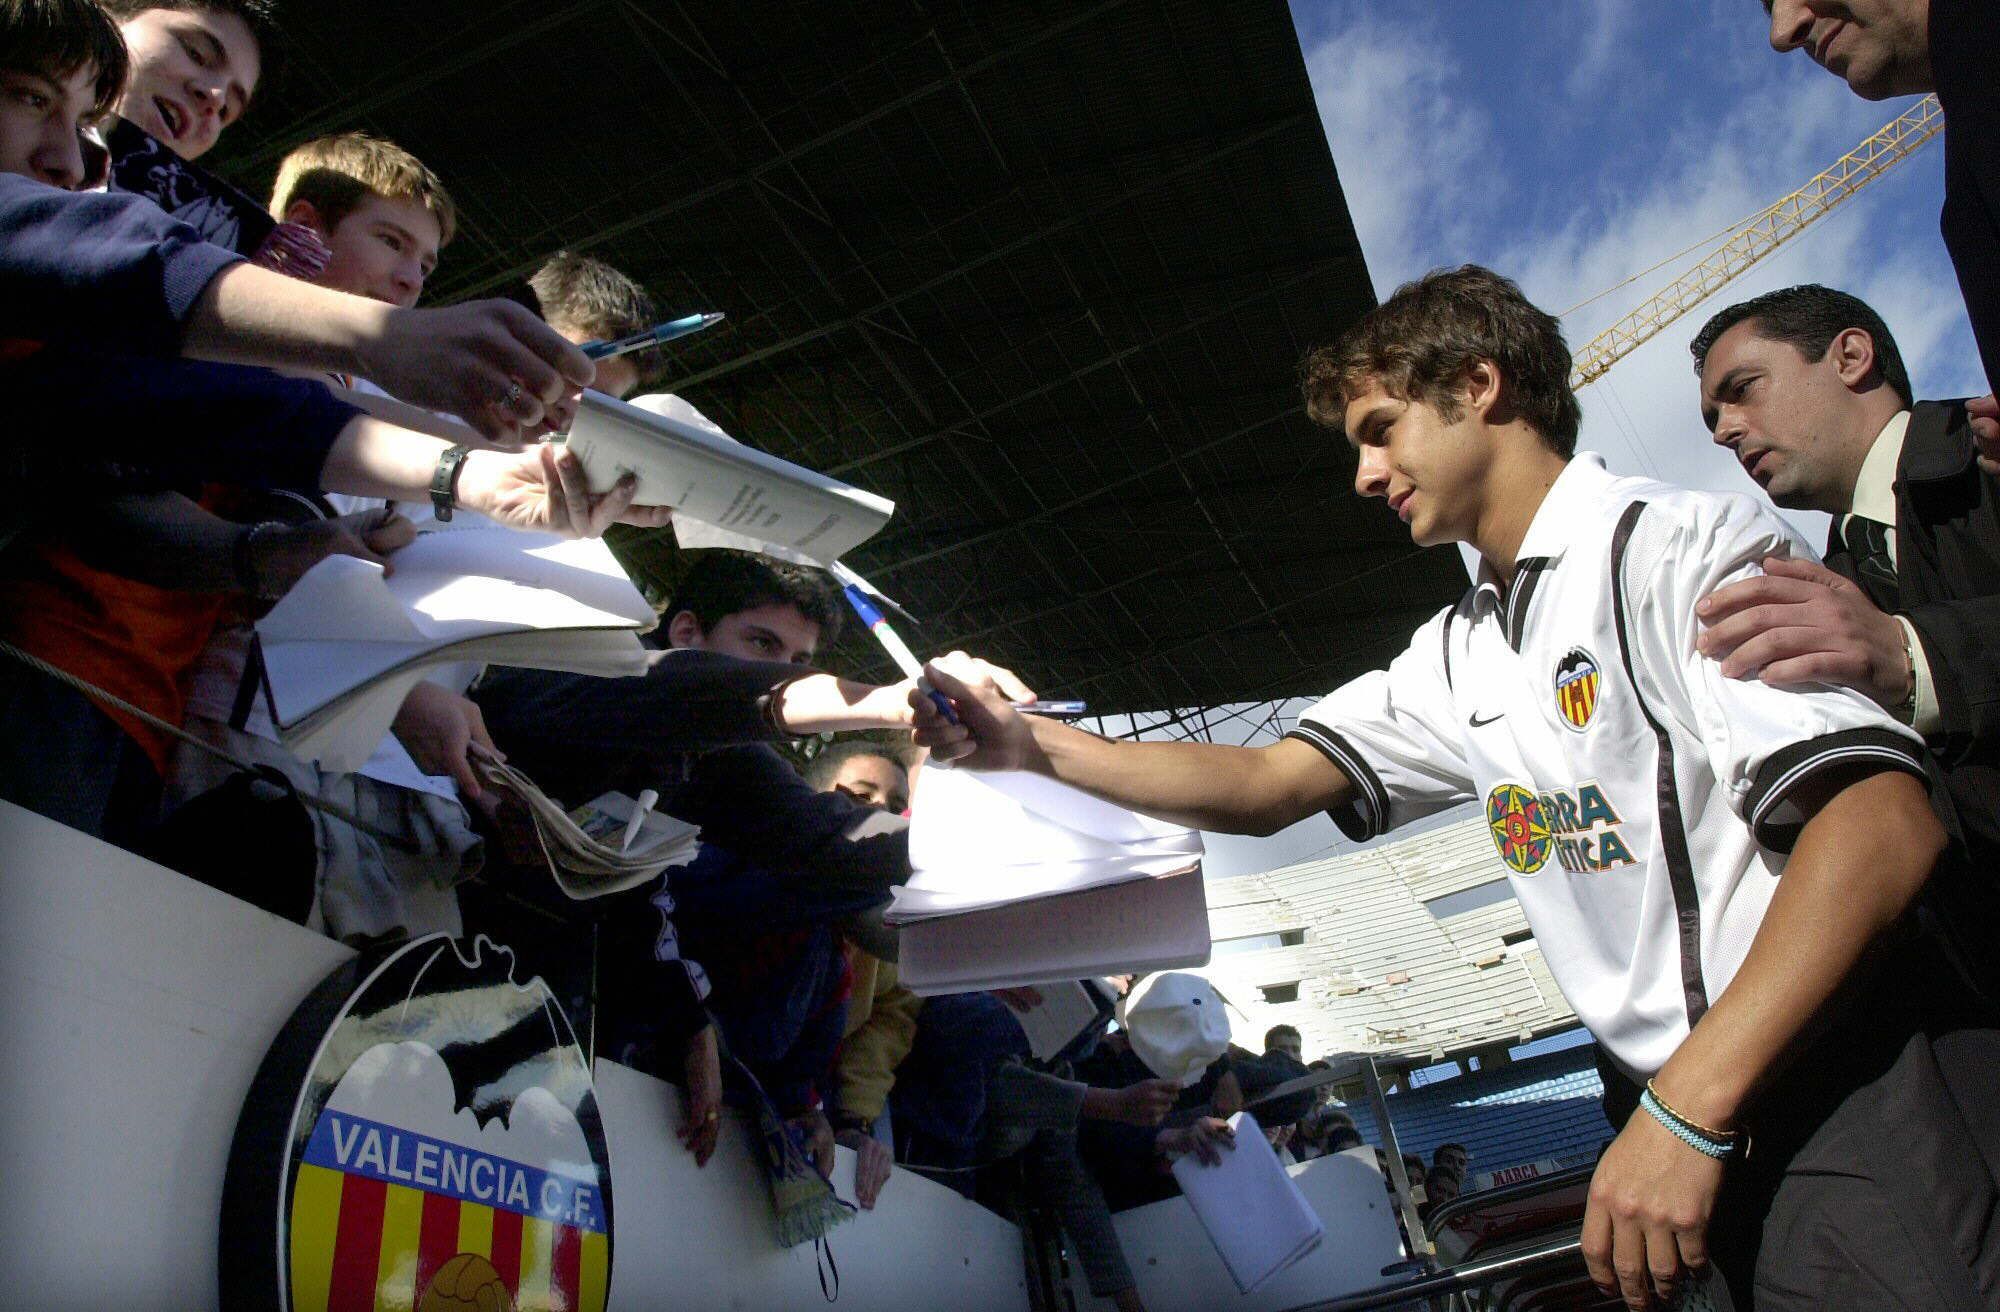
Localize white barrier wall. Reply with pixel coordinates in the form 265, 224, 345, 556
0, 803, 1028, 1312
1074, 1148, 1407, 1312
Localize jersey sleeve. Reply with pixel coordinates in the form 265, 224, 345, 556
1283, 606, 1477, 841
1616, 494, 1928, 852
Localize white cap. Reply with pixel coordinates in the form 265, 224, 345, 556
1119, 972, 1231, 1087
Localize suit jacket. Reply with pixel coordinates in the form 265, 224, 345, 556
1934, 0, 2000, 396
1822, 400, 2000, 868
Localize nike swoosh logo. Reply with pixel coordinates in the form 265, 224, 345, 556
1469, 711, 1505, 727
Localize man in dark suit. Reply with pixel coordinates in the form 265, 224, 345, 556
1761, 1, 2000, 472
1689, 284, 2000, 886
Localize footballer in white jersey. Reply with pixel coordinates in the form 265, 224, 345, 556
1287, 453, 1927, 1079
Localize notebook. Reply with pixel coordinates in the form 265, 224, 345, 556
561, 391, 894, 565
891, 768, 1210, 994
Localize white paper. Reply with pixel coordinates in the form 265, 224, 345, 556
891, 767, 1203, 921
562, 390, 894, 564
256, 530, 653, 771
1001, 980, 1110, 1062
266, 631, 647, 773
897, 866, 1210, 995
1170, 1112, 1326, 1293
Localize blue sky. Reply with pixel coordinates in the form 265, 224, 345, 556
1292, 0, 1985, 495
1195, 1, 1985, 879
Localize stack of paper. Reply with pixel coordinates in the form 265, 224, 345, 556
1171, 1112, 1326, 1293
476, 761, 702, 899
257, 530, 654, 772
562, 391, 894, 565
888, 769, 1210, 994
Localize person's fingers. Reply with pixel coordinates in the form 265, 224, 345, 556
586, 472, 640, 538
1675, 1218, 1710, 1280
1695, 603, 1797, 659
535, 443, 573, 535
1582, 1193, 1616, 1297
921, 661, 981, 704
1644, 1221, 1683, 1304
497, 299, 596, 390
976, 662, 1038, 704
1612, 1218, 1653, 1311
363, 513, 418, 555
1758, 554, 1846, 587
615, 503, 675, 529
454, 359, 538, 445
551, 446, 598, 536
1715, 624, 1832, 679
1695, 572, 1817, 622
447, 743, 483, 802
330, 530, 390, 572
1758, 650, 1873, 689
475, 321, 565, 410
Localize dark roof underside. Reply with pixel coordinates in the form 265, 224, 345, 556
211, 0, 1465, 713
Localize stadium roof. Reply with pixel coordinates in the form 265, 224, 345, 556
211, 0, 1467, 713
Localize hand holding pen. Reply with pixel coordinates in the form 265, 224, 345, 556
912, 658, 1044, 770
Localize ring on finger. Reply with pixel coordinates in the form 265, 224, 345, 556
504, 380, 524, 407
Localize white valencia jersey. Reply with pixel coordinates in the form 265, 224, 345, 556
1287, 455, 1927, 1079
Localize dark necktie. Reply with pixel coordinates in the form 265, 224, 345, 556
1841, 515, 1900, 612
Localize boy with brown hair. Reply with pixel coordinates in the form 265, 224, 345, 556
270, 131, 453, 310
528, 249, 656, 401
0, 0, 125, 188
98, 0, 268, 160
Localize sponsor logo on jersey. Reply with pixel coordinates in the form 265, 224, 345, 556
1553, 647, 1600, 732
1486, 783, 1553, 874
223, 935, 613, 1312
1538, 780, 1638, 873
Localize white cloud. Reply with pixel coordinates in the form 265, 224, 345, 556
1562, 3, 1630, 102
1300, 12, 1494, 292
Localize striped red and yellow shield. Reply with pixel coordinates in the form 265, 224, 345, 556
289, 1114, 609, 1312
1553, 647, 1600, 732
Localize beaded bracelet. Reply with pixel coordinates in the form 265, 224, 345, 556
1644, 1079, 1738, 1142
1639, 1089, 1737, 1159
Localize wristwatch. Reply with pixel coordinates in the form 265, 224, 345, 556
1889, 614, 1919, 725
430, 444, 472, 522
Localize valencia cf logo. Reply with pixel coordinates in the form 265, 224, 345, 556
221, 935, 614, 1312
1553, 647, 1601, 733
1486, 783, 1553, 875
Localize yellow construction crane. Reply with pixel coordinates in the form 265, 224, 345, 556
1569, 95, 1943, 391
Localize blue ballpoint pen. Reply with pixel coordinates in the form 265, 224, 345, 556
582, 311, 725, 361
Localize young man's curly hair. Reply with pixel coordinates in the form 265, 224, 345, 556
1302, 264, 1581, 458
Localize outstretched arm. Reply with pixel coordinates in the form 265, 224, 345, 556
916, 661, 1352, 836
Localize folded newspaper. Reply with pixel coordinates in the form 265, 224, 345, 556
475, 755, 701, 898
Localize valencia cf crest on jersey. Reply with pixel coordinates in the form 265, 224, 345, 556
1486, 783, 1553, 875
1553, 647, 1601, 732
